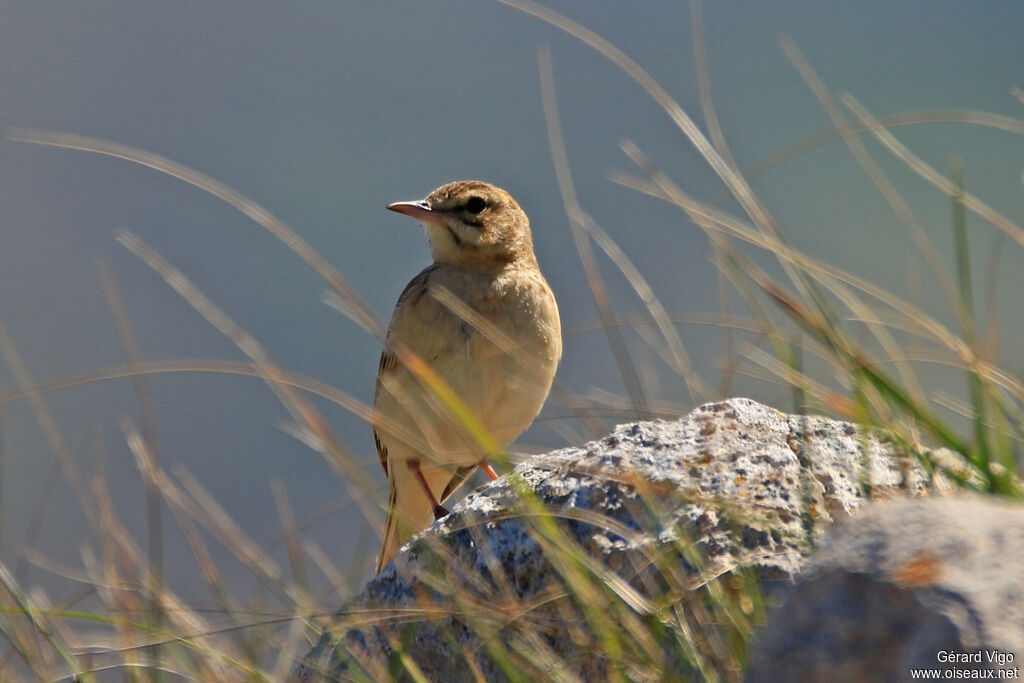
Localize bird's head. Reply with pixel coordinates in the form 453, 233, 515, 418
387, 181, 535, 268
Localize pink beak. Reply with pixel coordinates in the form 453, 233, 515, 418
387, 200, 442, 224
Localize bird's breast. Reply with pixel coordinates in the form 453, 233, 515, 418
376, 262, 560, 464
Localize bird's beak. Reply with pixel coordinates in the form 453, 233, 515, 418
387, 200, 443, 224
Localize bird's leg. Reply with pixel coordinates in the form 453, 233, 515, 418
479, 460, 499, 481
408, 459, 449, 519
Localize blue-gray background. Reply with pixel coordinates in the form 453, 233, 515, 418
1, 1, 1022, 605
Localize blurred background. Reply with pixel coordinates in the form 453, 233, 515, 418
0, 0, 1022, 609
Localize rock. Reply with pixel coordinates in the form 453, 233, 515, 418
745, 496, 1024, 683
293, 398, 931, 682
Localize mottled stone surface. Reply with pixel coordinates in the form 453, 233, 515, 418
294, 398, 929, 682
746, 497, 1024, 683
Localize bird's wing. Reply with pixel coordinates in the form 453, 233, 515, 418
373, 264, 447, 476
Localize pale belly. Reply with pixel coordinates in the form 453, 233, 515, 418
374, 268, 561, 469
377, 330, 557, 468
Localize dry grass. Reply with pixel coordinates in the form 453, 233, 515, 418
1, 1, 1023, 680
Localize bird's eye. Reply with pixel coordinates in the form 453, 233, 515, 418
464, 196, 487, 215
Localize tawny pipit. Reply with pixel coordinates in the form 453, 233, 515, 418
374, 181, 561, 573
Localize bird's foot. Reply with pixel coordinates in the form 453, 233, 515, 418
480, 460, 499, 481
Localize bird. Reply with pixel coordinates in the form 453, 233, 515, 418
373, 180, 561, 574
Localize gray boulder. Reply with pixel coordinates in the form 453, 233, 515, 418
746, 496, 1024, 683
294, 398, 933, 681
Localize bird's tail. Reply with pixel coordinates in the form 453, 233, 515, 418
375, 485, 405, 575
376, 460, 456, 574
